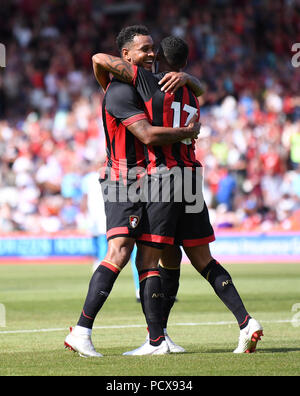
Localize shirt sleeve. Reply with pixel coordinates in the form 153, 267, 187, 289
105, 80, 148, 126
132, 66, 160, 102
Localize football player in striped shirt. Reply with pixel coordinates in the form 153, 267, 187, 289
90, 29, 263, 356
64, 26, 201, 357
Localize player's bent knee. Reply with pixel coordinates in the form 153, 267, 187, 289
135, 244, 161, 271
184, 244, 213, 272
106, 237, 135, 268
160, 245, 182, 269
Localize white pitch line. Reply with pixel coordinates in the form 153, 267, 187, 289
0, 319, 295, 335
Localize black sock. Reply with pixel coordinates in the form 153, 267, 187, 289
139, 269, 165, 346
201, 259, 251, 329
159, 265, 180, 329
77, 261, 120, 329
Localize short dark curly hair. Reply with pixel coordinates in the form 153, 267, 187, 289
116, 25, 150, 53
159, 36, 189, 70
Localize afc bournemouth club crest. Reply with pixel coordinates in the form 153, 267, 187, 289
129, 215, 140, 229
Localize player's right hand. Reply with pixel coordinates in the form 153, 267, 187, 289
158, 72, 188, 94
189, 122, 201, 139
187, 113, 201, 139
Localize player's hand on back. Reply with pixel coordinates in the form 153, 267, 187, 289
158, 72, 188, 94
187, 113, 201, 139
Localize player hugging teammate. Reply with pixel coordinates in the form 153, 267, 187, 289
64, 25, 263, 357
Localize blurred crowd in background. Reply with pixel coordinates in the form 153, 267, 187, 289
0, 0, 300, 234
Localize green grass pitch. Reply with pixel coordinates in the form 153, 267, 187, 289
0, 261, 300, 377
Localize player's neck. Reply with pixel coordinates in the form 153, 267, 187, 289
158, 60, 179, 73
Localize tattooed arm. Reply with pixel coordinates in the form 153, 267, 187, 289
92, 59, 111, 92
92, 54, 135, 87
92, 53, 205, 98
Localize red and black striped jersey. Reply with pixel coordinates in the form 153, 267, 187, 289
132, 65, 202, 172
100, 79, 148, 181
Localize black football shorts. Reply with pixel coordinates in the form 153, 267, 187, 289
137, 168, 215, 247
101, 180, 145, 241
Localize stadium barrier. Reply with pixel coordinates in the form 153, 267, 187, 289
208, 231, 300, 263
0, 231, 299, 264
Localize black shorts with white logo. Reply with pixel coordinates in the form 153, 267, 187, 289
100, 179, 145, 241
104, 200, 145, 241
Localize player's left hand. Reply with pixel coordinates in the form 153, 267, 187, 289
158, 72, 188, 94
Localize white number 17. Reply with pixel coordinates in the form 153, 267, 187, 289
171, 101, 198, 145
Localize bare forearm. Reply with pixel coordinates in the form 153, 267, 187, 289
146, 126, 195, 145
92, 61, 110, 91
185, 74, 205, 97
159, 71, 205, 97
92, 53, 134, 84
127, 119, 198, 146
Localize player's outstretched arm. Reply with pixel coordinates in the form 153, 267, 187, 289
92, 53, 135, 85
158, 72, 205, 97
126, 116, 201, 146
92, 57, 111, 92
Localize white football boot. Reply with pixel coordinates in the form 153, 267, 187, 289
143, 331, 185, 353
123, 340, 170, 356
233, 318, 264, 354
164, 332, 186, 353
64, 327, 103, 358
